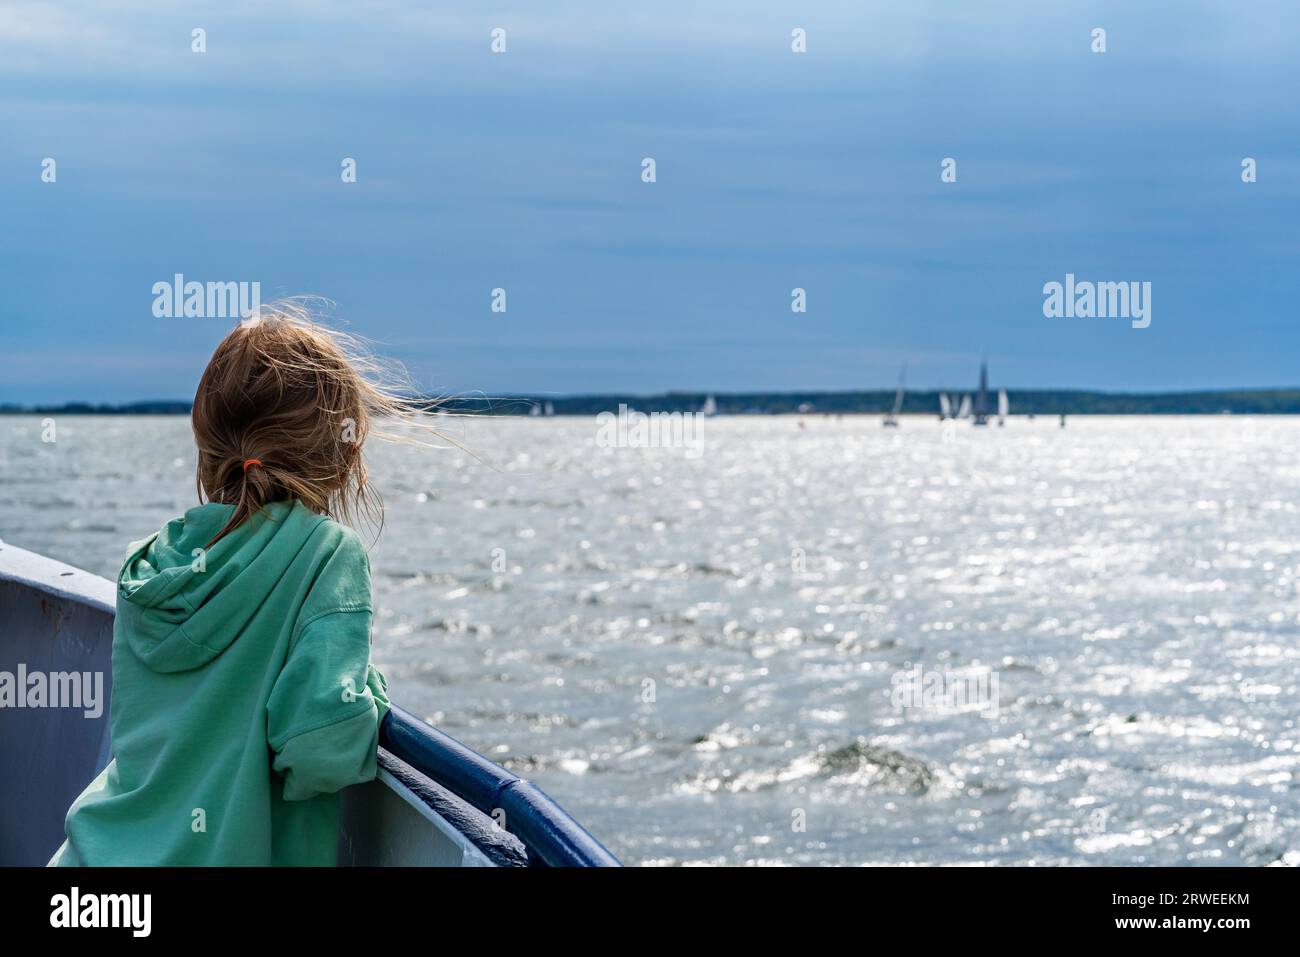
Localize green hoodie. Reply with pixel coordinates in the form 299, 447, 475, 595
48, 499, 389, 866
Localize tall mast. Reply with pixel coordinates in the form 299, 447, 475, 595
973, 359, 990, 425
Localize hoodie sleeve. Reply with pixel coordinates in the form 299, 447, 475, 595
267, 610, 390, 801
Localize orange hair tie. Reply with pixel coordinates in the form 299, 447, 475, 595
242, 458, 263, 472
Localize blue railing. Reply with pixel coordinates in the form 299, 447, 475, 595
380, 704, 621, 867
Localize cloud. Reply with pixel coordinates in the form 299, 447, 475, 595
3, 1, 1300, 398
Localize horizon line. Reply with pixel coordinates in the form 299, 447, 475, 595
7, 384, 1300, 408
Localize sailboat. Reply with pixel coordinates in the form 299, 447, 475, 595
957, 394, 972, 420
700, 395, 718, 417
543, 401, 555, 417
938, 392, 953, 420
971, 361, 992, 426
883, 364, 906, 427
997, 388, 1009, 427
529, 402, 542, 417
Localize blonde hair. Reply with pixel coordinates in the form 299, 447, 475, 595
192, 300, 441, 546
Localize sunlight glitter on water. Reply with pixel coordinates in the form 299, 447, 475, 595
3, 414, 1298, 865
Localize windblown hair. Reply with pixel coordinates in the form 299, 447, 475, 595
193, 300, 440, 546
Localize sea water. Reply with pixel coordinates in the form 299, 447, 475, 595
2, 414, 1297, 866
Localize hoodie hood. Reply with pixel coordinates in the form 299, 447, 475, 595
117, 500, 328, 673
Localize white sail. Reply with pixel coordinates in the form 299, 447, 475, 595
701, 395, 717, 417
884, 364, 905, 427
543, 401, 555, 417
939, 392, 952, 418
997, 388, 1009, 425
957, 394, 972, 419
529, 402, 541, 417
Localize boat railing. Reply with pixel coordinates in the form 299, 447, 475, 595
0, 539, 620, 867
380, 704, 620, 867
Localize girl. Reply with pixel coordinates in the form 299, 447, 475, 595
50, 305, 424, 866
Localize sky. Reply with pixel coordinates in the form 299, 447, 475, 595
1, 1, 1298, 403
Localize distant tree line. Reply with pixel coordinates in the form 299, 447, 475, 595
7, 390, 1300, 416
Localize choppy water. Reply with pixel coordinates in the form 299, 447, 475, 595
2, 414, 1298, 866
